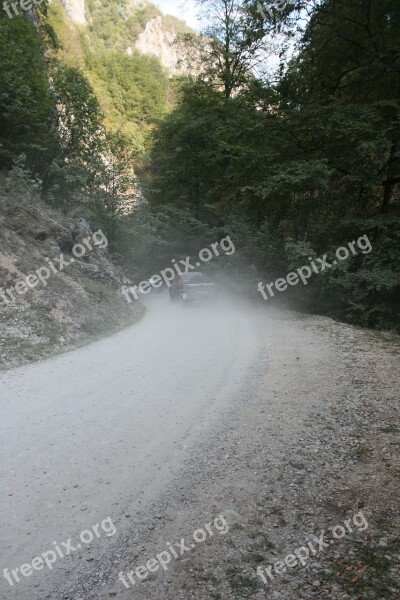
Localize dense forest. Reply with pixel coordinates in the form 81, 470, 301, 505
1, 0, 399, 330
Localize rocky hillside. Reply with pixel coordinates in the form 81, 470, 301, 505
45, 0, 196, 149
0, 174, 143, 371
135, 15, 193, 73
59, 0, 194, 72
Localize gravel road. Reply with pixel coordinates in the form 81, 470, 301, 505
1, 294, 399, 600
1, 294, 260, 599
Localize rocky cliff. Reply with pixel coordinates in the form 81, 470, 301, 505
58, 0, 195, 73
135, 15, 190, 73
61, 0, 86, 24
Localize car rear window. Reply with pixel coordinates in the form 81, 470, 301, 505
181, 273, 205, 284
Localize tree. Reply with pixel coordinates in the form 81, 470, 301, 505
44, 63, 106, 206
150, 0, 400, 330
0, 9, 54, 173
96, 131, 138, 250
181, 0, 284, 98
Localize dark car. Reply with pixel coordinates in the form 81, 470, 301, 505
169, 272, 215, 304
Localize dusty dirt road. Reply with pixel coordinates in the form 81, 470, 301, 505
1, 294, 261, 599
1, 294, 400, 600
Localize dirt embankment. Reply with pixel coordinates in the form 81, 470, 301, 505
0, 177, 142, 370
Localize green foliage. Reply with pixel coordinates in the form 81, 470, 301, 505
85, 50, 169, 147
39, 62, 106, 208
0, 9, 53, 171
149, 0, 400, 331
5, 155, 42, 195
86, 0, 160, 52
51, 64, 104, 159
184, 0, 288, 99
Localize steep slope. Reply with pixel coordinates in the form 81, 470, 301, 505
60, 0, 193, 69
47, 0, 194, 149
0, 175, 143, 371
